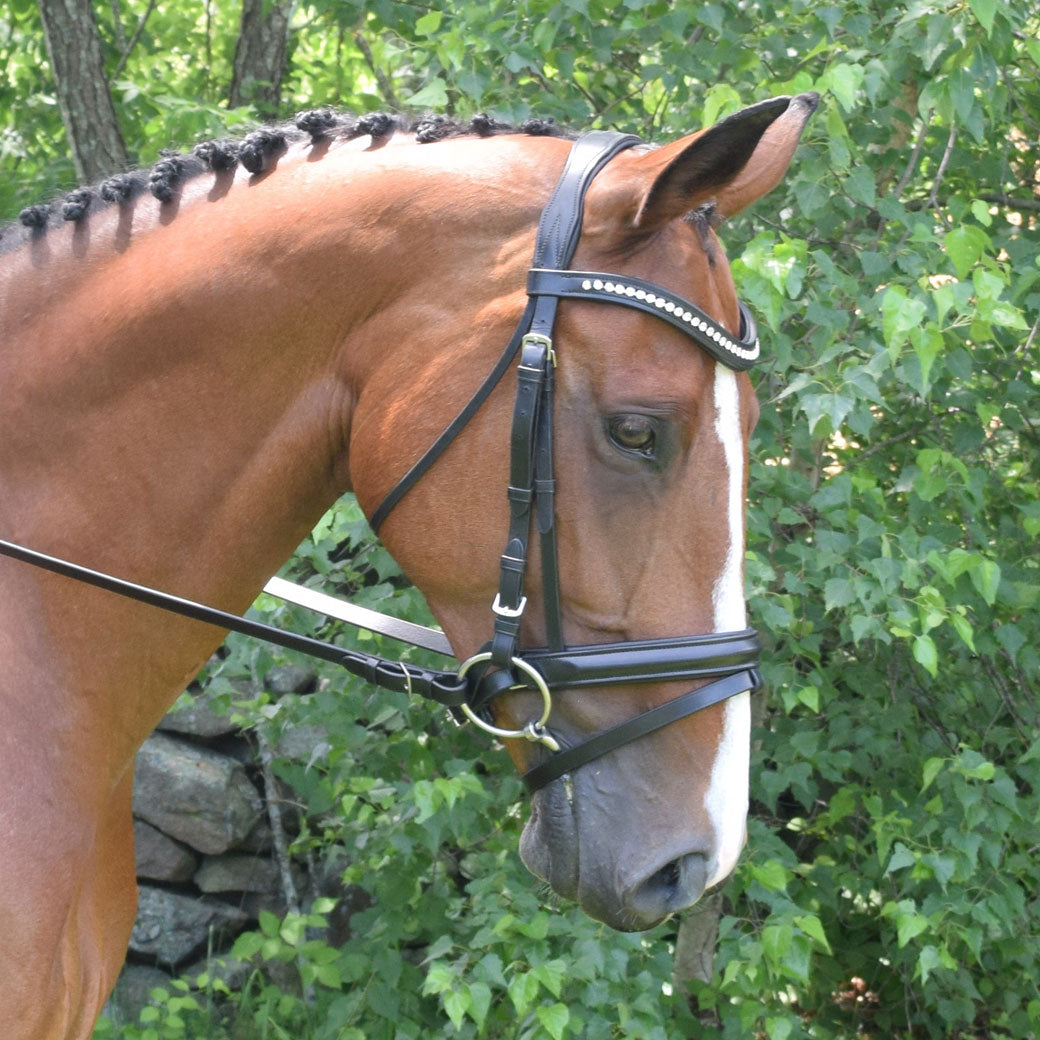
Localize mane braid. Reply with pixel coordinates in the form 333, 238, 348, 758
0, 108, 576, 254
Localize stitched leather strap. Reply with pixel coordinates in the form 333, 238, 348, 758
522, 668, 760, 791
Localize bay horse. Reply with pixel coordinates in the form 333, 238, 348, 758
0, 93, 816, 1038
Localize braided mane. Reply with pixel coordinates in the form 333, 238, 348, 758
2, 110, 573, 252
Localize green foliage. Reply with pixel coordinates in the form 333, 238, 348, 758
152, 498, 708, 1040
2, 1, 1036, 1037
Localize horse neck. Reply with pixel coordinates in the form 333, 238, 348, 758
2, 138, 539, 581
0, 133, 553, 746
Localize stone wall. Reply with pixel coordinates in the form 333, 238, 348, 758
104, 663, 332, 1022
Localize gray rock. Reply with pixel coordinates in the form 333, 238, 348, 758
133, 733, 263, 854
233, 815, 274, 853
129, 886, 249, 967
264, 664, 318, 695
133, 819, 198, 882
194, 853, 281, 894
101, 964, 172, 1025
275, 723, 331, 765
157, 685, 238, 739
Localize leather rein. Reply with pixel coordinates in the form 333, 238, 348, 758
0, 131, 762, 793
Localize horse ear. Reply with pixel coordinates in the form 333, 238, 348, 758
632, 92, 818, 228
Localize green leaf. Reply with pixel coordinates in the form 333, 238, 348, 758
881, 285, 927, 351
886, 842, 916, 873
443, 989, 468, 1030
508, 972, 540, 1017
701, 83, 743, 128
257, 909, 280, 938
950, 612, 976, 652
913, 634, 938, 676
532, 960, 566, 998
535, 1003, 571, 1040
909, 325, 943, 392
968, 0, 996, 32
818, 62, 864, 111
407, 78, 449, 109
970, 559, 1001, 605
895, 906, 931, 947
467, 981, 493, 1029
824, 577, 856, 610
763, 1017, 794, 1040
750, 859, 789, 892
415, 10, 443, 35
422, 962, 456, 996
795, 913, 832, 953
845, 166, 876, 207
945, 225, 989, 279
922, 757, 945, 791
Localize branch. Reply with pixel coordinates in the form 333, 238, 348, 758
978, 192, 1040, 213
353, 31, 400, 109
893, 110, 931, 198
928, 125, 957, 212
112, 0, 159, 79
256, 728, 316, 1005
108, 0, 127, 51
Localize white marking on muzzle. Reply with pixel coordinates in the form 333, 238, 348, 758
704, 364, 751, 888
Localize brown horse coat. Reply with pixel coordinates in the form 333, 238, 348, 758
0, 95, 815, 1037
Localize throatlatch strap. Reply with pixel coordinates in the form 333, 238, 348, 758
370, 132, 641, 536
368, 298, 539, 535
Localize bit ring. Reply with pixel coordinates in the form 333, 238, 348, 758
456, 653, 559, 751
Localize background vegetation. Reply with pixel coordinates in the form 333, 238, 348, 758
2, 0, 1038, 1037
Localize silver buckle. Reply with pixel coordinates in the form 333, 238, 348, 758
492, 593, 527, 619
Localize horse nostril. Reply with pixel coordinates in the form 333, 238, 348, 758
625, 853, 708, 926
658, 858, 682, 890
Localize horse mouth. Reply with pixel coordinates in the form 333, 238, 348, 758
519, 779, 581, 905
519, 769, 711, 932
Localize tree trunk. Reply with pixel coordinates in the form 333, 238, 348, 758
674, 890, 723, 986
228, 0, 296, 117
36, 0, 129, 183
674, 688, 768, 1003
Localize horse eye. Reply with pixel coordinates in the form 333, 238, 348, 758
607, 414, 656, 456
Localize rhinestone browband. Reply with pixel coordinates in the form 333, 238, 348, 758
526, 268, 760, 371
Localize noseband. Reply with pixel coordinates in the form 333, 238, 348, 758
0, 131, 761, 794
370, 131, 762, 791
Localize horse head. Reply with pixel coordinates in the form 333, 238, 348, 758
355, 94, 817, 930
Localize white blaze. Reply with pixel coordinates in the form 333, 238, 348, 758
703, 364, 752, 887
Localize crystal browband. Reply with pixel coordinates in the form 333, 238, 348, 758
527, 268, 760, 370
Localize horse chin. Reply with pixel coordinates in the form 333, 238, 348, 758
519, 770, 711, 932
519, 779, 581, 904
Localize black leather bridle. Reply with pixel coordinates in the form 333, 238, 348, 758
0, 130, 761, 793
369, 130, 762, 790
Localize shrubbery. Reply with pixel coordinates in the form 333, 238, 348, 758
3, 0, 1036, 1035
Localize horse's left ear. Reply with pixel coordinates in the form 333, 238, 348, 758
631, 92, 819, 229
